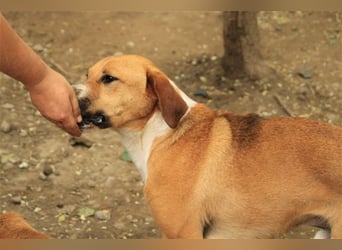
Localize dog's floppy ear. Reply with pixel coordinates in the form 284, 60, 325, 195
147, 69, 188, 128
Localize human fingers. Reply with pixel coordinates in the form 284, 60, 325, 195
70, 90, 82, 123
60, 114, 82, 137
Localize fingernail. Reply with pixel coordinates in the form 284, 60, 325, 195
77, 115, 82, 123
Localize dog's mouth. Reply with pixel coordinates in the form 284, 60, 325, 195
77, 111, 112, 129
78, 98, 112, 129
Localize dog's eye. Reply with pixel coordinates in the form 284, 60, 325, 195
101, 74, 119, 84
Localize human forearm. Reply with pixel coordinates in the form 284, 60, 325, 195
0, 13, 82, 136
0, 13, 48, 88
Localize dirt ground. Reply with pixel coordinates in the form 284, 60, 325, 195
0, 11, 341, 239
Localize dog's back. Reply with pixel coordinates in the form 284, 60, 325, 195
212, 113, 342, 238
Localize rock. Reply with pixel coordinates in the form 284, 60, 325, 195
43, 165, 54, 176
199, 76, 207, 83
39, 172, 48, 180
19, 162, 29, 169
11, 196, 22, 205
126, 41, 135, 48
33, 44, 44, 52
1, 103, 14, 109
87, 180, 96, 188
193, 89, 209, 99
58, 214, 66, 222
298, 67, 314, 79
1, 120, 11, 133
210, 55, 217, 61
60, 204, 76, 214
69, 137, 93, 148
19, 129, 28, 137
56, 203, 64, 209
76, 207, 95, 218
34, 207, 42, 213
94, 210, 111, 220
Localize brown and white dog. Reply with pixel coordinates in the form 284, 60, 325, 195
77, 54, 342, 239
0, 212, 51, 239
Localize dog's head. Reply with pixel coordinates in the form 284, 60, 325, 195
77, 55, 188, 131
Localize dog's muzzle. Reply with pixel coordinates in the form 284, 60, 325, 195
78, 98, 111, 129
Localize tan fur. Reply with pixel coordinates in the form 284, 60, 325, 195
80, 54, 342, 239
0, 212, 51, 239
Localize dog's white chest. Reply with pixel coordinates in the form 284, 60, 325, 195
119, 112, 170, 181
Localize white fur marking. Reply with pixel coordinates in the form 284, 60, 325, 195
119, 111, 170, 181
313, 229, 330, 239
119, 80, 197, 182
74, 83, 89, 99
169, 80, 197, 116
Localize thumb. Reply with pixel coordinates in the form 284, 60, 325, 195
70, 91, 82, 123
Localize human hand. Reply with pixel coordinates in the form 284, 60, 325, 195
27, 68, 82, 137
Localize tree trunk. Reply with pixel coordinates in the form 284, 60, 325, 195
222, 11, 274, 81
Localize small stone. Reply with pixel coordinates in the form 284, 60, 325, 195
43, 165, 54, 176
19, 162, 29, 169
194, 89, 210, 99
76, 207, 95, 218
127, 41, 135, 48
87, 180, 96, 188
60, 205, 76, 214
33, 44, 44, 52
199, 76, 207, 83
56, 203, 64, 209
58, 214, 66, 222
39, 172, 47, 180
94, 210, 111, 220
19, 129, 28, 137
34, 207, 42, 213
11, 196, 22, 205
69, 137, 93, 148
1, 103, 14, 109
298, 67, 314, 79
1, 120, 11, 133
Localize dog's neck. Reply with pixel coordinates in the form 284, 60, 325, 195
118, 111, 170, 181
118, 81, 197, 182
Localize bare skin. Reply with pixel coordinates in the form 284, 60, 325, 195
0, 13, 81, 137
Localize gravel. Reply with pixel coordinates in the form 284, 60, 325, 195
1, 120, 11, 133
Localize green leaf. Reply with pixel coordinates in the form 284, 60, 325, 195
120, 150, 133, 163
